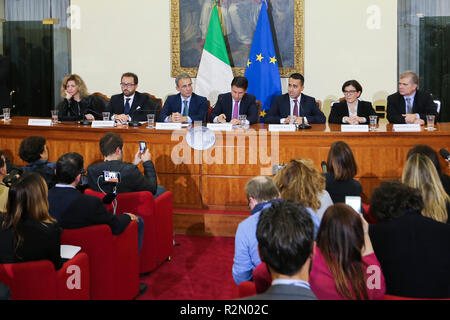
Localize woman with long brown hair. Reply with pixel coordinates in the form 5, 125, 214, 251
0, 172, 62, 269
310, 203, 385, 299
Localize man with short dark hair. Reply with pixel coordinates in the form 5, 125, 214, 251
232, 176, 280, 285
86, 132, 162, 196
106, 72, 158, 123
265, 73, 326, 124
246, 200, 317, 300
210, 76, 258, 125
386, 71, 437, 124
19, 136, 56, 189
158, 73, 208, 123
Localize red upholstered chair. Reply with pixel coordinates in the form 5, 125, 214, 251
0, 252, 90, 300
84, 189, 174, 274
61, 223, 139, 300
252, 262, 272, 294
362, 203, 377, 224
233, 281, 257, 299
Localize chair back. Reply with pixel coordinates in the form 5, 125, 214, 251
256, 100, 262, 122
92, 92, 110, 109
233, 281, 257, 299
252, 262, 272, 294
143, 92, 163, 116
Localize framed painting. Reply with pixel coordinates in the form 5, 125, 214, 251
170, 0, 304, 78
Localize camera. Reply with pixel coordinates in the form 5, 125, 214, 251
139, 141, 147, 153
103, 171, 121, 183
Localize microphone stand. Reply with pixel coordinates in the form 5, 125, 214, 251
297, 116, 311, 130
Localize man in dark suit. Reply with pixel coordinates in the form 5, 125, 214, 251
209, 76, 258, 125
265, 73, 326, 124
386, 71, 437, 124
106, 72, 158, 123
158, 73, 208, 123
245, 200, 317, 300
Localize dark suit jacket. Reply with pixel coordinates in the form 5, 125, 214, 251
57, 95, 105, 121
369, 211, 450, 298
86, 160, 157, 195
265, 93, 326, 124
328, 100, 377, 124
158, 93, 208, 122
244, 284, 317, 300
48, 187, 131, 235
386, 90, 437, 124
209, 92, 258, 124
106, 91, 158, 122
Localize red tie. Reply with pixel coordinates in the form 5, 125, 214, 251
293, 99, 299, 117
232, 100, 239, 119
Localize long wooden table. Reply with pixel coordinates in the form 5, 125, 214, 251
1, 117, 449, 235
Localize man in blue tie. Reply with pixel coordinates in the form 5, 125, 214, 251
387, 71, 437, 124
158, 73, 208, 123
106, 72, 158, 123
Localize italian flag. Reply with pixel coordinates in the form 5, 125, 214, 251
195, 3, 233, 104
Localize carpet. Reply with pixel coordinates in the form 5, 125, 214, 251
137, 234, 237, 300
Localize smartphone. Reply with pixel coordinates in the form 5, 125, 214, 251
103, 171, 121, 183
139, 141, 147, 153
345, 196, 362, 213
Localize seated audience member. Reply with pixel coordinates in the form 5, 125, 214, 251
57, 74, 104, 121
310, 203, 385, 300
328, 80, 377, 124
48, 152, 144, 252
232, 176, 280, 285
325, 141, 362, 203
87, 132, 164, 196
158, 73, 208, 123
19, 136, 56, 189
402, 153, 449, 224
106, 72, 159, 123
265, 73, 326, 125
369, 181, 450, 298
406, 144, 450, 196
210, 76, 258, 125
0, 151, 8, 212
0, 172, 63, 270
0, 283, 10, 300
245, 200, 317, 300
274, 158, 333, 223
386, 71, 437, 124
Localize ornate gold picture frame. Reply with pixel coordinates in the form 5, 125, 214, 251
170, 0, 304, 78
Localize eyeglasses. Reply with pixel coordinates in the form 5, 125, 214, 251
120, 83, 136, 88
343, 90, 357, 95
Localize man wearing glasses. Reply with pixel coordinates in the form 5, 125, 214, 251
106, 72, 158, 123
265, 73, 326, 124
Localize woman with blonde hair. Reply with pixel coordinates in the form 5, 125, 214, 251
0, 172, 62, 269
402, 153, 449, 224
274, 158, 333, 222
57, 74, 104, 121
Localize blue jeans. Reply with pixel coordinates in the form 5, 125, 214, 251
154, 185, 166, 198
137, 216, 145, 253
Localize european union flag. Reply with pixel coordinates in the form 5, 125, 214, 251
244, 0, 282, 122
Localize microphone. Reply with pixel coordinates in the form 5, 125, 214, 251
128, 106, 143, 127
439, 148, 450, 161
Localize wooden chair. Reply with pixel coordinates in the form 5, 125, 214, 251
143, 92, 163, 117
316, 99, 322, 110
256, 100, 262, 122
206, 100, 212, 123
92, 92, 110, 109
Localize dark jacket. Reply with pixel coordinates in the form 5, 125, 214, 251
244, 284, 317, 300
158, 93, 208, 122
265, 93, 326, 124
87, 160, 157, 195
57, 95, 105, 121
328, 100, 377, 124
369, 211, 450, 298
386, 90, 437, 124
0, 216, 62, 270
324, 173, 362, 204
22, 160, 56, 189
48, 186, 131, 235
106, 91, 158, 122
210, 92, 258, 124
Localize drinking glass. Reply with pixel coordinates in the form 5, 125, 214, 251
147, 114, 155, 128
51, 110, 58, 124
426, 114, 435, 131
238, 114, 247, 129
2, 108, 11, 121
102, 112, 110, 121
369, 115, 377, 131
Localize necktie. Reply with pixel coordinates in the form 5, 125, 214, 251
182, 100, 189, 117
293, 99, 299, 117
232, 100, 239, 119
405, 98, 412, 114
124, 98, 131, 114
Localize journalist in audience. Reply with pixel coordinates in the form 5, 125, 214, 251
310, 203, 385, 300
274, 158, 333, 224
325, 141, 362, 203
406, 144, 450, 196
57, 74, 104, 121
0, 172, 62, 270
328, 80, 377, 124
19, 136, 56, 189
402, 153, 449, 224
369, 181, 450, 298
